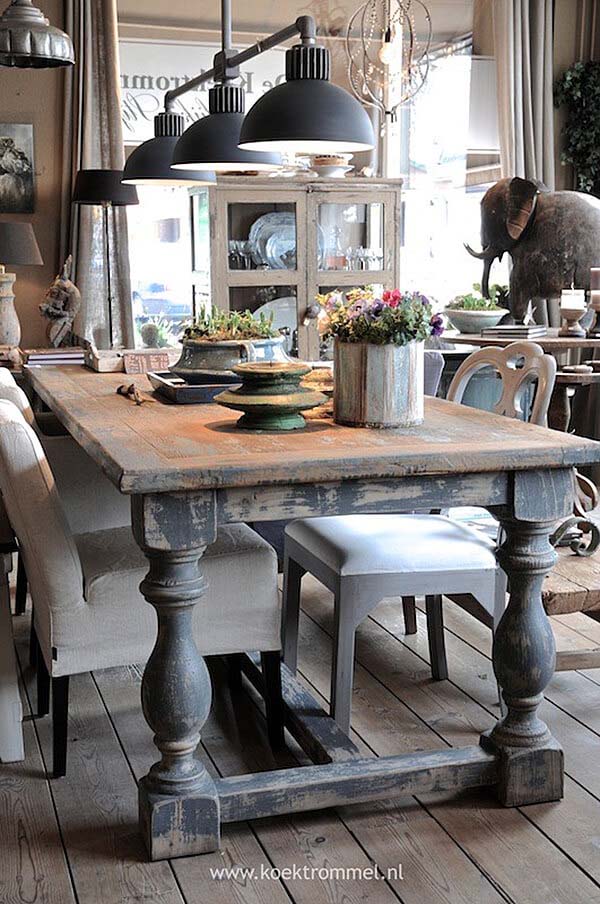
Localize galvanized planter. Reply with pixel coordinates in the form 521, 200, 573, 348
334, 339, 424, 428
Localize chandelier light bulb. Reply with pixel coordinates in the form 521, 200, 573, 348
378, 32, 396, 66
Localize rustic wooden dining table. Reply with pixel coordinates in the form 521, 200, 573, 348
26, 364, 600, 862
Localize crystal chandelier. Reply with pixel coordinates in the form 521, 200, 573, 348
345, 0, 432, 119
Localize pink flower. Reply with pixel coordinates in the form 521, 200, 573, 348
383, 288, 402, 307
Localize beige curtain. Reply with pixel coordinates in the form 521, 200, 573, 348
60, 0, 134, 349
493, 0, 555, 188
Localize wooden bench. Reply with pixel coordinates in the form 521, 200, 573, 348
544, 546, 600, 670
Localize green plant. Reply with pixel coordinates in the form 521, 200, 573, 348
183, 306, 279, 341
446, 284, 508, 311
555, 62, 600, 195
317, 287, 443, 345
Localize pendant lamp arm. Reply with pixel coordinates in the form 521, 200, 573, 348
164, 13, 317, 111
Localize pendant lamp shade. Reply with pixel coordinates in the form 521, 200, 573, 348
172, 85, 282, 173
0, 0, 74, 68
239, 44, 374, 154
122, 112, 216, 185
73, 170, 139, 206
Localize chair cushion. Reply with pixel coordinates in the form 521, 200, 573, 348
285, 514, 497, 577
49, 523, 281, 675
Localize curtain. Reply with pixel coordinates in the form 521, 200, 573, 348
493, 0, 555, 188
60, 0, 134, 349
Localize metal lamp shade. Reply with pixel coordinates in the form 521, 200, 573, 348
72, 170, 139, 206
239, 79, 375, 155
239, 44, 374, 155
0, 221, 42, 265
123, 136, 216, 186
0, 0, 74, 68
172, 111, 282, 173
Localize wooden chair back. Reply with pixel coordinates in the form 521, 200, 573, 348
447, 341, 556, 427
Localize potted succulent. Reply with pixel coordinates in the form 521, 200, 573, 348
170, 306, 288, 384
444, 284, 510, 334
318, 287, 444, 428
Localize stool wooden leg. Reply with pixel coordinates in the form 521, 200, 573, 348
261, 651, 285, 750
426, 595, 448, 681
402, 596, 418, 634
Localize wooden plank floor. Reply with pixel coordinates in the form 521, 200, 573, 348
3, 576, 600, 904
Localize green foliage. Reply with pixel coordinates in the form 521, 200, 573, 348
446, 283, 508, 311
555, 62, 600, 196
317, 287, 444, 346
184, 306, 278, 341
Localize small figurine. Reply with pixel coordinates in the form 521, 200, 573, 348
39, 255, 82, 347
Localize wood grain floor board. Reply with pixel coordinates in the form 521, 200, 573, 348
296, 577, 600, 902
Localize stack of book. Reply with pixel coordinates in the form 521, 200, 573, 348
23, 347, 86, 365
480, 324, 548, 339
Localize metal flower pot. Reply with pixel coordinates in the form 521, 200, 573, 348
334, 339, 424, 428
169, 335, 289, 384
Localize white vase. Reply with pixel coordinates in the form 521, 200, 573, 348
0, 271, 21, 348
334, 339, 424, 428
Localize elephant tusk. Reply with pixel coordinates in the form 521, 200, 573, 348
464, 242, 494, 260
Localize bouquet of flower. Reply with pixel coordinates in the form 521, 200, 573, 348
316, 287, 444, 346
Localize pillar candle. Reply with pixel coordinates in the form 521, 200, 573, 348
560, 288, 587, 309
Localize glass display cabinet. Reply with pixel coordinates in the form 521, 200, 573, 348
190, 176, 402, 360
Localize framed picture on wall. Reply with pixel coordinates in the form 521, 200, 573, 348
0, 123, 34, 214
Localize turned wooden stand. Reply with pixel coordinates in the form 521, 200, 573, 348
26, 366, 600, 861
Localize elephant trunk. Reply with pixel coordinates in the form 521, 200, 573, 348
481, 256, 494, 299
464, 243, 497, 299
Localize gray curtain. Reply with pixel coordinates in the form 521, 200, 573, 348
60, 0, 134, 349
493, 0, 556, 187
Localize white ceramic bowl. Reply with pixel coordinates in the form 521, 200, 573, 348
444, 307, 510, 334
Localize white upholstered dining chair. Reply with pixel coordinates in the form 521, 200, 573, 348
0, 400, 284, 777
0, 369, 131, 617
282, 342, 557, 732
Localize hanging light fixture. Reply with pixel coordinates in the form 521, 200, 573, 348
238, 37, 375, 155
345, 0, 432, 119
122, 112, 215, 185
126, 10, 373, 181
0, 0, 74, 68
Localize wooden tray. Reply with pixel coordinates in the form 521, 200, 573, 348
148, 371, 240, 404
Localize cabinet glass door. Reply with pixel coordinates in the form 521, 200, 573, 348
318, 202, 384, 271
227, 202, 297, 272
229, 285, 298, 354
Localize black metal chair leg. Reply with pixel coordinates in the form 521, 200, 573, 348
402, 596, 418, 634
36, 634, 50, 717
52, 676, 70, 779
226, 653, 244, 694
29, 605, 37, 668
426, 595, 449, 681
15, 553, 27, 615
261, 651, 285, 750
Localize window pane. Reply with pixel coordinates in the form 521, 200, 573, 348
127, 185, 193, 347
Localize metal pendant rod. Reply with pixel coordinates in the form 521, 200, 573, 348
164, 14, 316, 110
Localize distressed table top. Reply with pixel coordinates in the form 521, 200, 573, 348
450, 330, 600, 351
26, 365, 600, 495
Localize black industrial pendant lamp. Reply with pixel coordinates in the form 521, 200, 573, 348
122, 112, 215, 185
171, 84, 282, 172
122, 7, 374, 182
0, 0, 74, 68
238, 39, 374, 155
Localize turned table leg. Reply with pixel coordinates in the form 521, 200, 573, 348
132, 493, 220, 860
482, 515, 562, 806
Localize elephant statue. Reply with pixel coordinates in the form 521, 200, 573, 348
465, 176, 600, 321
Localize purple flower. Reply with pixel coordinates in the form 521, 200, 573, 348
430, 313, 444, 336
369, 299, 385, 317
